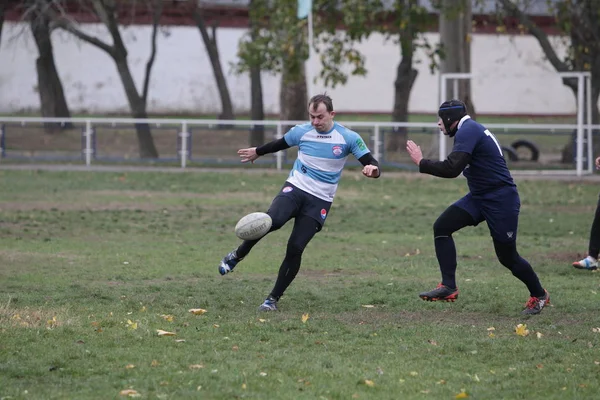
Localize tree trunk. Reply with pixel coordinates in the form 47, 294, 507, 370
389, 36, 418, 152
30, 9, 72, 132
439, 0, 475, 117
115, 57, 158, 158
194, 8, 234, 121
249, 64, 265, 146
248, 0, 264, 146
0, 1, 5, 46
280, 63, 308, 130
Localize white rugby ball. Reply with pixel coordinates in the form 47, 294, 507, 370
235, 212, 272, 241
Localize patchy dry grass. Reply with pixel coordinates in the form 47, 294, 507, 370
1, 170, 600, 399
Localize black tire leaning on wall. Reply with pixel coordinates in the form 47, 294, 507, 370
511, 140, 540, 162
502, 146, 519, 162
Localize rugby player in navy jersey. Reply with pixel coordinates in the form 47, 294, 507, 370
406, 99, 549, 315
218, 94, 381, 311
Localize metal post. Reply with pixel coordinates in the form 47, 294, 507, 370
0, 124, 5, 159
373, 124, 381, 162
85, 120, 92, 166
576, 75, 584, 177
276, 122, 283, 171
586, 74, 593, 173
439, 75, 447, 160
180, 121, 189, 169
453, 79, 459, 99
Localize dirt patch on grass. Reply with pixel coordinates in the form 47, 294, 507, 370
332, 308, 543, 328
301, 268, 380, 280
0, 200, 187, 212
546, 252, 585, 263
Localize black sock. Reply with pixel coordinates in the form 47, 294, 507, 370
494, 240, 545, 298
435, 236, 457, 289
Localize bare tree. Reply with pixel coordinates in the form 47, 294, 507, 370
0, 0, 6, 45
248, 0, 264, 146
439, 0, 475, 117
49, 0, 163, 158
27, 0, 72, 131
193, 2, 234, 121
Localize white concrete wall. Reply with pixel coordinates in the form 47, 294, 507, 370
0, 22, 577, 115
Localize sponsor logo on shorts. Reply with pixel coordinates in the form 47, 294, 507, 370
507, 231, 514, 239
332, 145, 343, 157
282, 186, 293, 193
320, 209, 327, 219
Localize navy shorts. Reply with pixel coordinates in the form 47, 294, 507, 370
268, 182, 332, 229
454, 185, 520, 243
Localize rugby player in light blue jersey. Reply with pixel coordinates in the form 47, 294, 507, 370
218, 94, 381, 311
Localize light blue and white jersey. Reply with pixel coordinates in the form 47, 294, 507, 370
283, 122, 371, 202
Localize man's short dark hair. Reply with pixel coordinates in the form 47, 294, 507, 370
309, 93, 334, 112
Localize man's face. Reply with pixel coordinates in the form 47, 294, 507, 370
309, 102, 335, 133
437, 118, 457, 136
437, 118, 447, 135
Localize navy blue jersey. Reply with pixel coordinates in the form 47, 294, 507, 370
452, 116, 515, 195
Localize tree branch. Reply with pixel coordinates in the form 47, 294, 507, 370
142, 0, 162, 103
497, 0, 569, 72
53, 17, 115, 56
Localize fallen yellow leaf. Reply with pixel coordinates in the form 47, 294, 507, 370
188, 308, 207, 315
242, 383, 247, 390
126, 320, 138, 330
361, 305, 375, 308
515, 324, 529, 337
125, 364, 135, 369
302, 313, 310, 323
119, 389, 140, 397
189, 364, 205, 369
160, 314, 174, 322
151, 360, 159, 367
156, 329, 176, 336
536, 332, 543, 339
258, 319, 266, 323
487, 327, 495, 331
364, 379, 375, 387
410, 371, 418, 376
455, 391, 469, 398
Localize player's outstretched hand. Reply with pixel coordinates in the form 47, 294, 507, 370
595, 156, 600, 170
406, 140, 423, 166
362, 165, 379, 178
238, 147, 259, 163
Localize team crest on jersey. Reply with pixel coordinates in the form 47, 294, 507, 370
332, 145, 343, 157
282, 186, 293, 193
320, 209, 327, 219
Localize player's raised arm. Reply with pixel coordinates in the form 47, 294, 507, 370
406, 140, 470, 179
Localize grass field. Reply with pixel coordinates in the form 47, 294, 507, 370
1, 169, 600, 399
